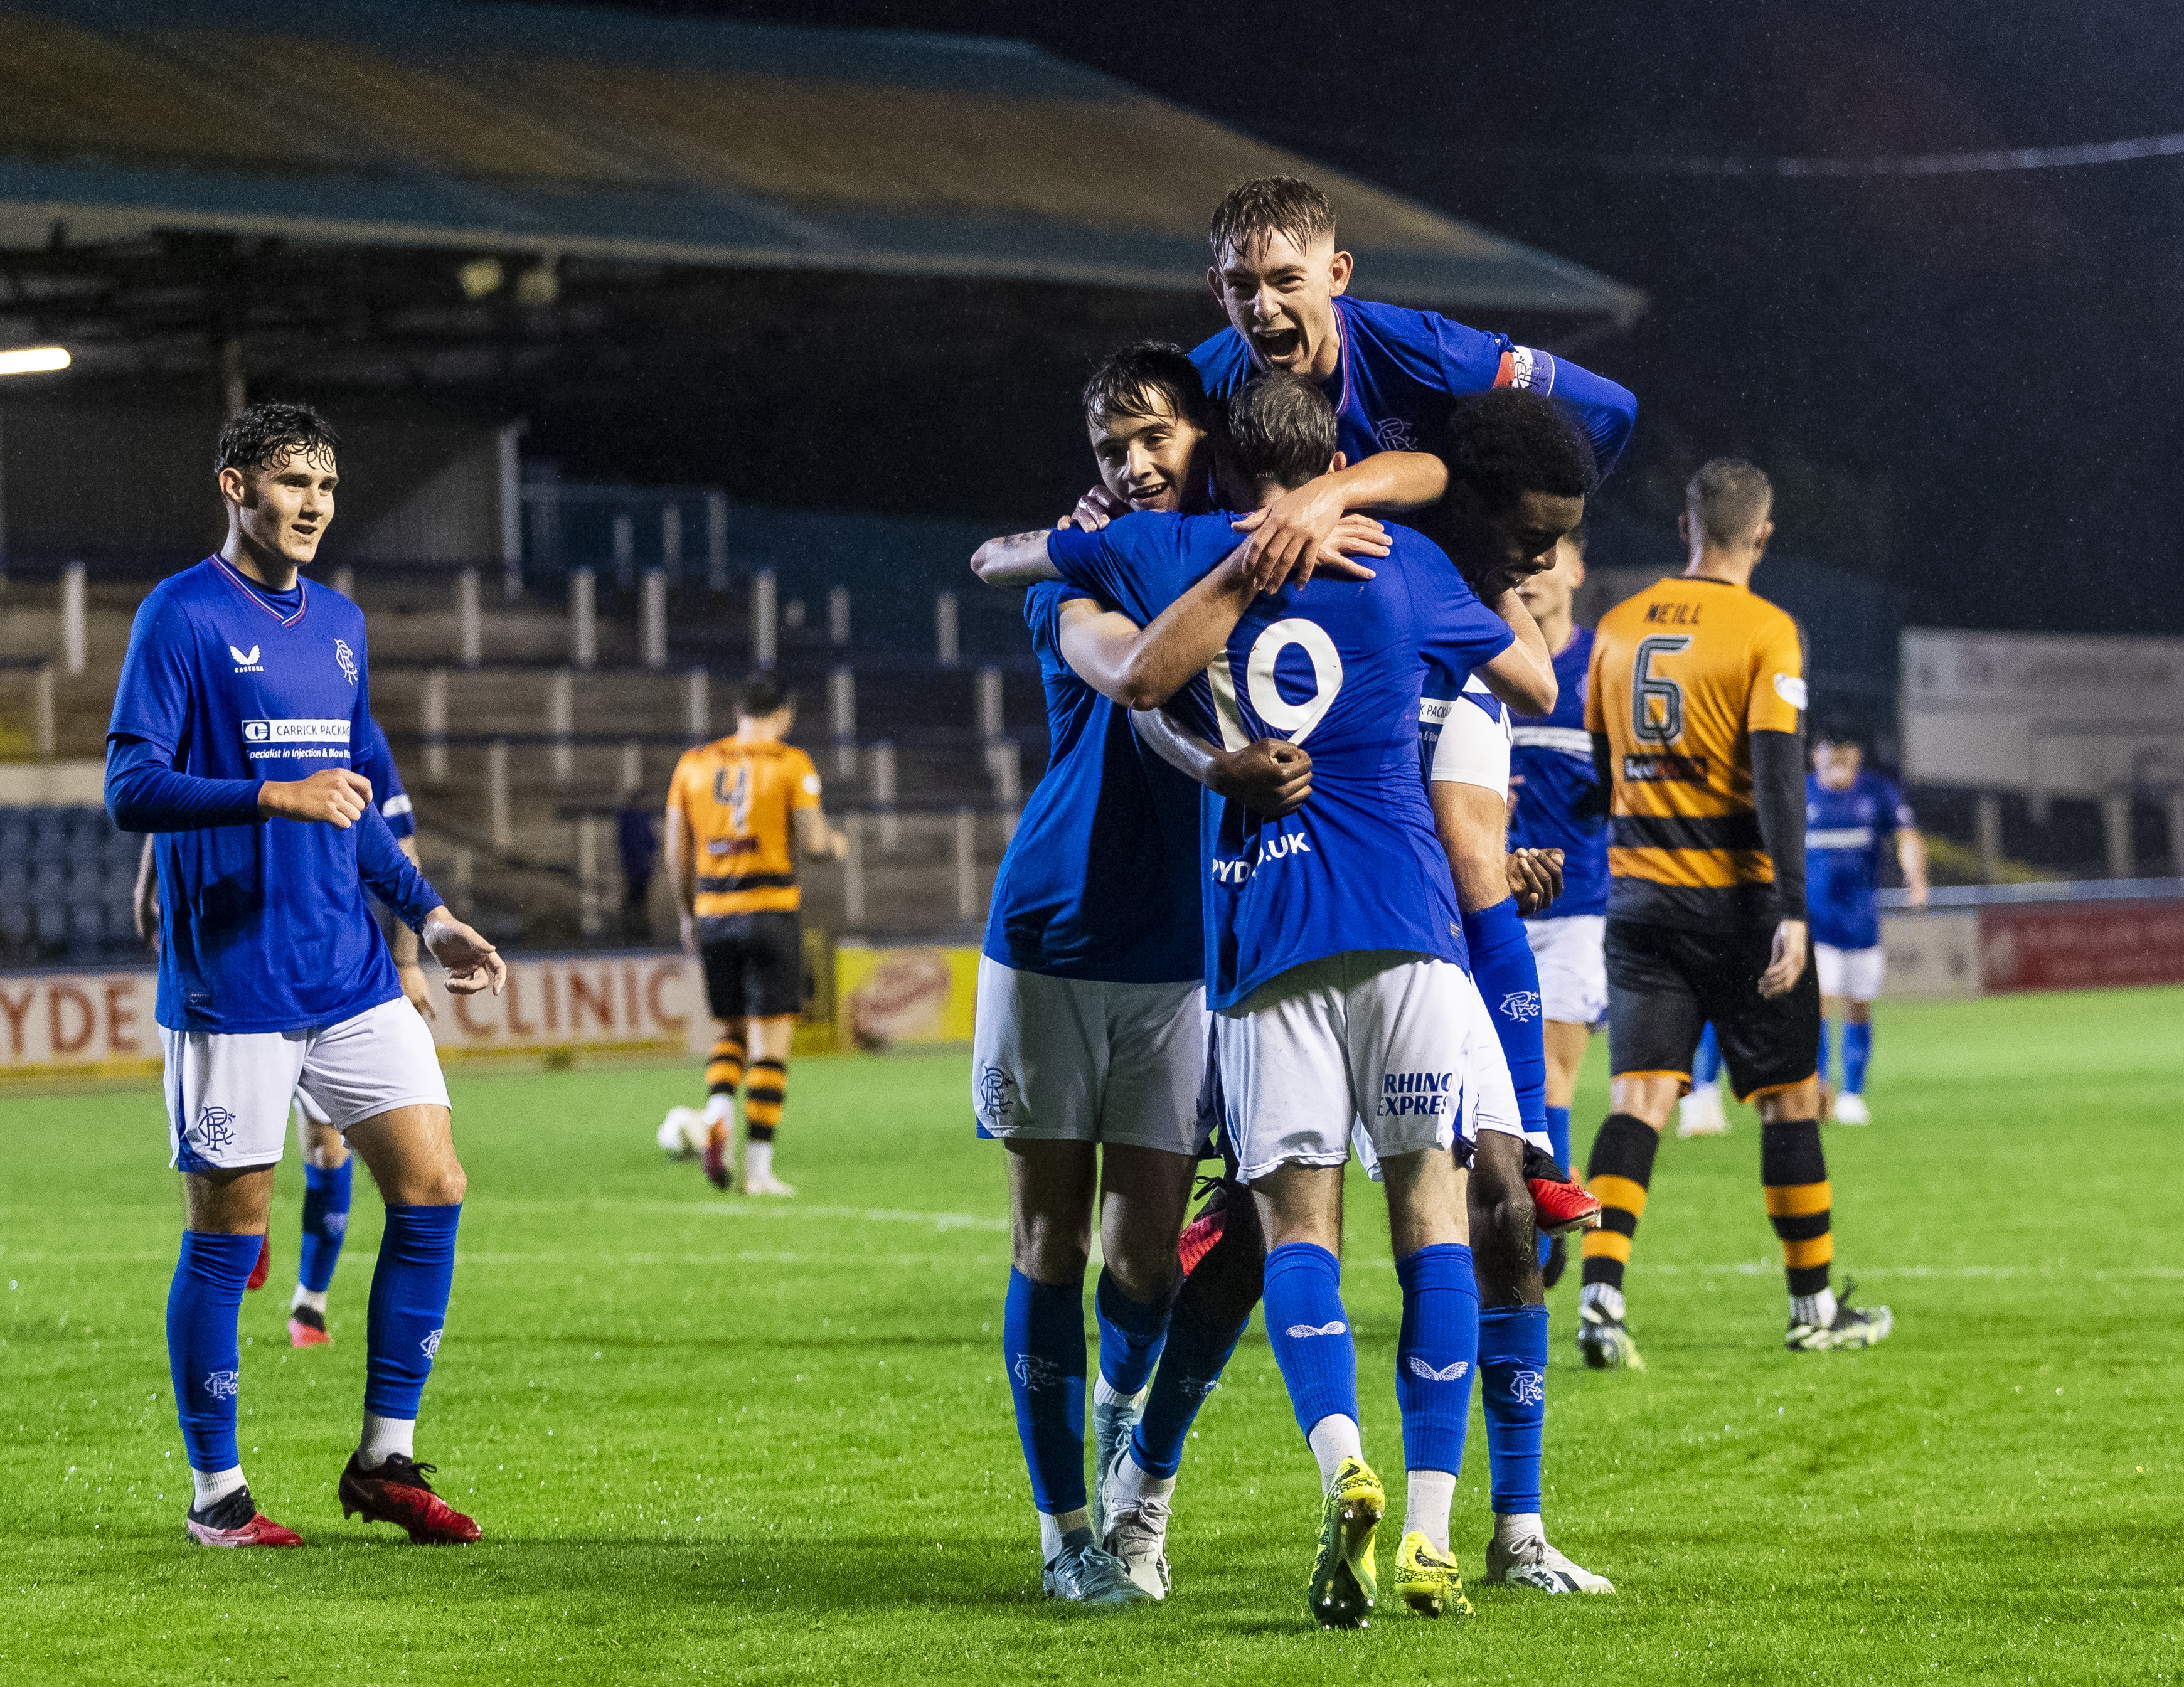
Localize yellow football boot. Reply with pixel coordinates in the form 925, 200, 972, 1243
1394, 1530, 1474, 1619
1306, 1456, 1383, 1628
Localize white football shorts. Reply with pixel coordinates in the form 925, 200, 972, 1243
1427, 677, 1511, 793
1215, 949, 1521, 1185
1526, 913, 1607, 1026
1814, 942, 1885, 1003
163, 994, 449, 1173
971, 957, 1208, 1156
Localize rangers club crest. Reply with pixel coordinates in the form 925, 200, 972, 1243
1373, 417, 1417, 451
1513, 1368, 1546, 1405
1498, 991, 1542, 1023
194, 1105, 237, 1152
334, 637, 359, 685
976, 1064, 1016, 1129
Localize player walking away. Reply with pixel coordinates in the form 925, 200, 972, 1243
1045, 372, 1556, 1626
616, 784, 658, 942
1808, 729, 1928, 1124
1676, 1022, 1730, 1137
1412, 398, 1613, 1594
968, 344, 1353, 1605
1189, 174, 1635, 585
132, 713, 434, 1338
1579, 459, 1892, 1366
109, 401, 506, 1548
1505, 525, 1611, 1280
664, 673, 846, 1197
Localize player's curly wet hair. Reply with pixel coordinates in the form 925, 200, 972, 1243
1228, 372, 1338, 491
1209, 176, 1337, 258
215, 400, 339, 476
1081, 342, 1213, 432
1437, 389, 1599, 512
737, 671, 789, 718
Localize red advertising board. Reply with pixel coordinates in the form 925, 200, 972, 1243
1979, 900, 2184, 993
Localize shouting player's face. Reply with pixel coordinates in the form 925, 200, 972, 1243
1087, 395, 1210, 513
1208, 230, 1354, 383
220, 447, 338, 570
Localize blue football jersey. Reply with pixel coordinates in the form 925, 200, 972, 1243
1190, 295, 1636, 476
1050, 514, 1513, 1010
1508, 626, 1608, 918
1804, 769, 1915, 951
983, 580, 1203, 983
354, 715, 415, 841
108, 557, 408, 1033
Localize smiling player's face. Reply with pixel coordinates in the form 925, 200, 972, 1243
1434, 487, 1586, 593
1208, 230, 1354, 383
220, 449, 338, 568
1087, 396, 1210, 513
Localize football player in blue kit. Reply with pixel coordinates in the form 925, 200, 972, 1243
1505, 527, 1611, 1264
134, 713, 435, 1345
1037, 372, 1560, 1626
1407, 396, 1614, 1594
1188, 176, 1634, 587
108, 402, 506, 1548
969, 346, 1381, 1604
1807, 730, 1927, 1124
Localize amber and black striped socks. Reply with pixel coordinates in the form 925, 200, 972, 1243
1761, 1118, 1833, 1311
1580, 1112, 1659, 1299
743, 1059, 787, 1144
705, 1038, 747, 1109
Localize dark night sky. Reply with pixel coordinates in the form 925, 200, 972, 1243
499, 0, 2184, 636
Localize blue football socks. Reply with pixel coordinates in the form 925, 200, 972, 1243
1843, 1023, 1872, 1095
1393, 1244, 1478, 1478
1818, 1018, 1835, 1088
1460, 898, 1549, 1146
363, 1204, 460, 1420
1094, 1267, 1171, 1397
168, 1230, 262, 1474
1132, 1296, 1248, 1480
1540, 1102, 1575, 1268
1694, 1022, 1723, 1087
1004, 1269, 1089, 1518
1478, 1302, 1549, 1516
297, 1159, 353, 1295
1263, 1243, 1359, 1439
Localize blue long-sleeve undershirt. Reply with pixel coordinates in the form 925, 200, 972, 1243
105, 734, 444, 932
1550, 355, 1638, 479
105, 733, 263, 831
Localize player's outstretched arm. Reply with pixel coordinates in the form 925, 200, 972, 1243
1131, 708, 1313, 817
1471, 585, 1557, 715
421, 909, 506, 996
969, 530, 1065, 588
1897, 822, 1931, 908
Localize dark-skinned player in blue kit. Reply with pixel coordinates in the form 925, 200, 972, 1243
108, 402, 506, 1548
1034, 372, 1561, 1626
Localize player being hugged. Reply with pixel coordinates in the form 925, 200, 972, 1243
1041, 373, 1555, 1626
107, 402, 506, 1549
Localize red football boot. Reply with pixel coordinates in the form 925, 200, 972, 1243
186, 1487, 304, 1548
701, 1122, 733, 1192
246, 1233, 271, 1291
339, 1452, 481, 1543
1177, 1183, 1229, 1275
288, 1304, 332, 1348
1524, 1144, 1602, 1238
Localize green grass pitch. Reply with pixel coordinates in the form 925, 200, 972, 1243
3, 987, 2180, 1684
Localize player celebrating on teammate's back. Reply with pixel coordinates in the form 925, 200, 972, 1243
664, 672, 846, 1197
1578, 459, 1892, 1365
1807, 728, 1928, 1124
109, 402, 506, 1548
1047, 373, 1557, 1626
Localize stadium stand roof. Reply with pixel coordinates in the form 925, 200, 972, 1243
0, 0, 1643, 326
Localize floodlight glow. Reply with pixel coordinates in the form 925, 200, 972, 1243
0, 346, 70, 376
